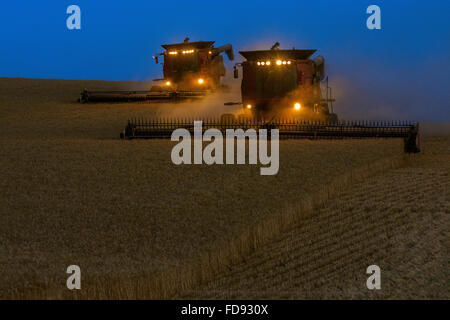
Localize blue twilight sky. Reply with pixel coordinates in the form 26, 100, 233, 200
0, 0, 449, 120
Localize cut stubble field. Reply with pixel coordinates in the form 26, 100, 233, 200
0, 78, 448, 299
184, 137, 450, 299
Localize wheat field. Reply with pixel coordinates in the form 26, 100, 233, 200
0, 78, 448, 299
183, 137, 450, 299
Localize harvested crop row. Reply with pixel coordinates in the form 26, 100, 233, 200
183, 137, 450, 299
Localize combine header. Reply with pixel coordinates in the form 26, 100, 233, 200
120, 118, 421, 153
79, 38, 234, 103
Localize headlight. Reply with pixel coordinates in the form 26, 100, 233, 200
276, 60, 282, 65
246, 104, 252, 109
165, 81, 171, 86
198, 78, 204, 84
266, 61, 271, 65
294, 103, 301, 110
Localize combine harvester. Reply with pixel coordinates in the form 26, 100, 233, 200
79, 38, 234, 103
120, 43, 420, 153
233, 42, 337, 122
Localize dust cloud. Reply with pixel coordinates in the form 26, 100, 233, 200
141, 74, 244, 120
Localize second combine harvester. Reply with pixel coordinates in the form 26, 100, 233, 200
234, 42, 337, 121
79, 38, 234, 103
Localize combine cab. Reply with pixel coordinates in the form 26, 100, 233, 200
79, 38, 234, 103
234, 42, 336, 121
